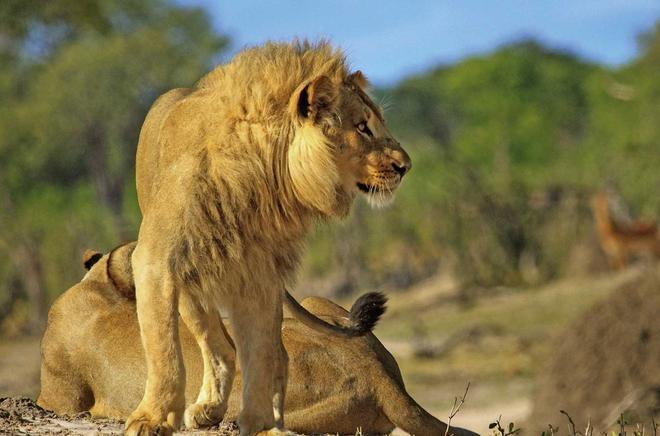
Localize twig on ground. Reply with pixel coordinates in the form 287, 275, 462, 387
561, 409, 579, 436
618, 413, 628, 436
444, 382, 471, 436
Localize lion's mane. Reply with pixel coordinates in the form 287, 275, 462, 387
161, 41, 353, 303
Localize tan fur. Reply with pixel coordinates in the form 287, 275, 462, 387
38, 249, 477, 436
590, 192, 660, 269
129, 40, 411, 435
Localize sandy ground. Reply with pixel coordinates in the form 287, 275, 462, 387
0, 338, 41, 398
0, 397, 243, 435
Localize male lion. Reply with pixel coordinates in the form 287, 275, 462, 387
38, 244, 476, 436
129, 40, 411, 435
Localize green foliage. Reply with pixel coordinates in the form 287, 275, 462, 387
0, 0, 227, 334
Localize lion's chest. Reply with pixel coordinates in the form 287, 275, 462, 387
169, 206, 305, 300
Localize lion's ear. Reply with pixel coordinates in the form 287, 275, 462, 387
348, 70, 369, 90
295, 75, 338, 122
82, 249, 103, 270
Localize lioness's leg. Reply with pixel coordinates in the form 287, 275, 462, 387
272, 303, 288, 429
125, 247, 186, 436
180, 293, 236, 429
229, 292, 281, 435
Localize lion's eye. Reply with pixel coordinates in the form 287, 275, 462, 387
356, 122, 372, 137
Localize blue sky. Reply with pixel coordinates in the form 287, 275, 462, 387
184, 0, 660, 85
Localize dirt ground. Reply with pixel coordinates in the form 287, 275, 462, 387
0, 338, 40, 399
0, 396, 124, 435
0, 396, 244, 435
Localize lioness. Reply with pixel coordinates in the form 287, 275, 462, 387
38, 245, 476, 436
129, 40, 411, 435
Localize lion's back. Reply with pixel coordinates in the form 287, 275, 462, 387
135, 87, 194, 213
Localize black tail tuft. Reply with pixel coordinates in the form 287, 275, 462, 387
348, 291, 387, 334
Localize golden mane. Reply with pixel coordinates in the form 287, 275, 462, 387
196, 40, 349, 118
195, 40, 352, 215
162, 41, 356, 299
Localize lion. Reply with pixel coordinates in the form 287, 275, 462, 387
590, 192, 660, 269
128, 40, 411, 435
38, 244, 477, 436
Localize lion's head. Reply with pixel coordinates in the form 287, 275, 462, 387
191, 41, 410, 219
286, 62, 411, 217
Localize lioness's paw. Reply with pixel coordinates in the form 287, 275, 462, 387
184, 401, 227, 429
125, 411, 176, 436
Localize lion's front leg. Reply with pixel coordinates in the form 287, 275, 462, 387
179, 293, 236, 429
125, 248, 186, 436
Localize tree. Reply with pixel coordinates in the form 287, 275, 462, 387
0, 0, 227, 334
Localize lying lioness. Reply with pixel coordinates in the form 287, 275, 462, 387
37, 244, 476, 436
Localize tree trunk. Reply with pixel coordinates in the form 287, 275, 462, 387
13, 242, 48, 334
84, 125, 132, 240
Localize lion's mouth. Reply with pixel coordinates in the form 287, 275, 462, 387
355, 181, 398, 208
356, 182, 376, 193
356, 180, 400, 194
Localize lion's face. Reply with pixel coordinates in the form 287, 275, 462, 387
289, 71, 411, 216
332, 79, 411, 209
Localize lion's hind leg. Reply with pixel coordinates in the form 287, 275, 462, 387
272, 303, 288, 429
125, 249, 186, 436
229, 291, 283, 436
180, 293, 236, 429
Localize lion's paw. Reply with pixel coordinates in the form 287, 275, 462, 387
125, 410, 177, 436
184, 401, 227, 429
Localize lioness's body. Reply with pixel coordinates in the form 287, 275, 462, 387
38, 249, 471, 436
129, 41, 411, 434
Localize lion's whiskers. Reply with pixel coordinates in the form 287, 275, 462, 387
364, 180, 396, 209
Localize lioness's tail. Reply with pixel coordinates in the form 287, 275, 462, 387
283, 289, 386, 337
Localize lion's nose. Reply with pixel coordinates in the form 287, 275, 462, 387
391, 153, 412, 177
392, 162, 408, 177
388, 143, 412, 177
